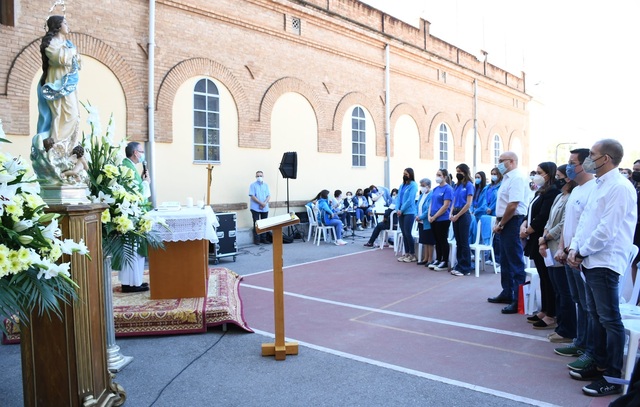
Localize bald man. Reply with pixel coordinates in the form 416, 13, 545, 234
488, 151, 529, 314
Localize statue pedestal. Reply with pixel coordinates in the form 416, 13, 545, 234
20, 204, 125, 406
41, 184, 91, 205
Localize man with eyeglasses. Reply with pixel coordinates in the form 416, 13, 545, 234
119, 141, 150, 293
249, 170, 271, 245
488, 151, 528, 314
565, 139, 637, 397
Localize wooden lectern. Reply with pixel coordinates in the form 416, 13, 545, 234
255, 213, 300, 360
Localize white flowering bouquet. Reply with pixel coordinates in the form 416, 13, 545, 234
82, 104, 164, 271
0, 120, 89, 335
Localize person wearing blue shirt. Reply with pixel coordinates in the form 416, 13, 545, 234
469, 171, 488, 244
317, 189, 347, 245
415, 178, 435, 265
249, 170, 271, 245
428, 169, 454, 271
450, 164, 475, 276
396, 168, 418, 262
485, 168, 503, 265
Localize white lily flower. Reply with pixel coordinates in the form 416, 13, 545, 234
60, 239, 89, 255
13, 219, 33, 232
93, 190, 115, 205
0, 182, 19, 201
20, 181, 41, 195
40, 218, 61, 241
117, 198, 135, 217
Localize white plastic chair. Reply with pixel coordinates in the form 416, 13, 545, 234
411, 220, 423, 262
378, 211, 398, 250
447, 222, 456, 268
305, 205, 318, 243
313, 207, 337, 245
469, 216, 498, 277
524, 256, 541, 316
394, 220, 419, 258
618, 245, 640, 315
615, 245, 640, 393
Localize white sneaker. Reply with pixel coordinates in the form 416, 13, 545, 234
485, 260, 493, 266
335, 240, 347, 246
397, 254, 407, 262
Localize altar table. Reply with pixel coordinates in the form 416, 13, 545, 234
148, 206, 219, 299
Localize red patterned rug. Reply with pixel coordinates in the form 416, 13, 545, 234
2, 267, 252, 344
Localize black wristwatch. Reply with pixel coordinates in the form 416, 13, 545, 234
563, 247, 570, 255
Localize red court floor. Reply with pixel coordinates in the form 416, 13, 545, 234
241, 249, 620, 407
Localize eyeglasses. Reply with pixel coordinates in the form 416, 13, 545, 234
136, 150, 144, 154
498, 158, 512, 163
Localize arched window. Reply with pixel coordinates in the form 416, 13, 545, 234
193, 78, 220, 163
351, 107, 366, 167
493, 134, 503, 166
438, 123, 450, 170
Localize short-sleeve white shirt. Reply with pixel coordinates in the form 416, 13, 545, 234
496, 169, 528, 217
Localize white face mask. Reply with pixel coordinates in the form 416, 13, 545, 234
532, 174, 546, 186
420, 186, 428, 193
256, 176, 263, 183
435, 177, 443, 185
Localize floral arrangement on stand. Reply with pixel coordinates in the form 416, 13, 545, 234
82, 103, 164, 271
0, 119, 89, 336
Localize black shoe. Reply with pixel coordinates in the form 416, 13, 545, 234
417, 261, 428, 265
582, 377, 622, 397
501, 302, 518, 314
121, 284, 150, 293
488, 295, 512, 304
569, 364, 604, 381
141, 282, 149, 288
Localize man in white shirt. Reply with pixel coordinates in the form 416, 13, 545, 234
488, 151, 528, 314
567, 139, 637, 397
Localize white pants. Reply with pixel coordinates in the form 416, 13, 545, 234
118, 253, 146, 286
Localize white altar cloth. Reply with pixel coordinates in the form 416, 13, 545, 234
149, 206, 219, 243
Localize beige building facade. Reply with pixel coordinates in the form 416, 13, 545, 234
0, 0, 530, 241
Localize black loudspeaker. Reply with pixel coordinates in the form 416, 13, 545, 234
279, 152, 297, 179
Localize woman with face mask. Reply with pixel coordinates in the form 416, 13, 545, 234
415, 178, 435, 264
449, 164, 475, 276
535, 164, 577, 341
469, 171, 488, 245
426, 169, 454, 270
520, 161, 561, 329
396, 168, 418, 262
484, 168, 503, 267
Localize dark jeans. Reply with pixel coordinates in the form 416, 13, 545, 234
431, 220, 451, 264
493, 232, 501, 264
565, 265, 592, 352
583, 266, 625, 378
367, 222, 389, 245
453, 211, 472, 273
251, 210, 268, 242
498, 215, 525, 301
548, 265, 576, 339
399, 214, 414, 255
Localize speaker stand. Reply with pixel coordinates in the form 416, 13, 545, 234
283, 178, 304, 242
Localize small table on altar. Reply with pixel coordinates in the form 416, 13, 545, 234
148, 206, 219, 300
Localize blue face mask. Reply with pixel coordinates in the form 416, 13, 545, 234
497, 162, 507, 175
491, 175, 498, 182
565, 164, 577, 180
475, 178, 481, 185
139, 153, 146, 163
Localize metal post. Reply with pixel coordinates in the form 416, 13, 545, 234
384, 44, 391, 189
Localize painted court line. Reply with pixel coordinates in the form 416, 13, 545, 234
243, 283, 548, 342
243, 250, 369, 277
251, 328, 559, 407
